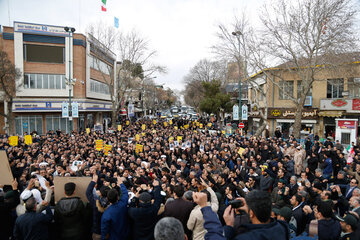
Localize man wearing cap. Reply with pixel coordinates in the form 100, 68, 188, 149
128, 179, 162, 240
339, 214, 359, 240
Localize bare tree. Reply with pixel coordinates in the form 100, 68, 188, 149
0, 50, 21, 135
212, 13, 269, 137
87, 22, 167, 128
259, 0, 359, 138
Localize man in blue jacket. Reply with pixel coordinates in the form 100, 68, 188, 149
101, 177, 129, 240
193, 190, 289, 240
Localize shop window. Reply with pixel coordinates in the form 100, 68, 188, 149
279, 81, 294, 100
327, 78, 344, 99
24, 44, 64, 63
46, 115, 70, 134
348, 78, 360, 98
15, 115, 43, 136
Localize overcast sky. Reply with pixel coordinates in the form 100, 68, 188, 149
0, 0, 264, 92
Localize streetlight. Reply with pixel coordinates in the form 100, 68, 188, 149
64, 27, 76, 133
232, 31, 243, 121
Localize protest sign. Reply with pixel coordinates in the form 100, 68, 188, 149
54, 177, 91, 202
135, 144, 143, 153
104, 145, 112, 155
95, 140, 103, 150
142, 124, 146, 130
177, 136, 182, 142
86, 128, 91, 134
238, 147, 245, 155
169, 120, 173, 125
184, 124, 189, 129
169, 143, 174, 151
117, 125, 122, 131
0, 151, 14, 185
200, 124, 203, 129
24, 135, 32, 145
164, 122, 168, 127
135, 134, 140, 141
174, 141, 179, 147
169, 137, 174, 142
174, 126, 178, 130
153, 120, 156, 125
9, 136, 18, 146
126, 120, 129, 125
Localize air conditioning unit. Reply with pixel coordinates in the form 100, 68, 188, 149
304, 96, 312, 106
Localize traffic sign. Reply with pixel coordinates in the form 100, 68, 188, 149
238, 122, 245, 129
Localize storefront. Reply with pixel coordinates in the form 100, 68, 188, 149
335, 119, 358, 145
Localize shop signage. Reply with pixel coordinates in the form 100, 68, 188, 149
352, 99, 360, 111
337, 120, 357, 129
331, 99, 347, 107
267, 108, 318, 119
14, 22, 68, 37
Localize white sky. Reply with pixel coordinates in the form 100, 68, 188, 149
0, 0, 264, 92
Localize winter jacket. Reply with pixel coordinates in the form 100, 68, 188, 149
13, 206, 53, 240
187, 187, 219, 240
323, 158, 333, 176
54, 196, 86, 240
128, 186, 162, 240
101, 183, 129, 240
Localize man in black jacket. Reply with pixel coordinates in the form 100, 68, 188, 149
128, 180, 162, 240
54, 182, 86, 240
13, 197, 53, 240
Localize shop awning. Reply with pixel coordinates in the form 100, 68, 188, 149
318, 111, 343, 117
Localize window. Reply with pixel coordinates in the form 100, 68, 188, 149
15, 115, 43, 136
24, 44, 64, 63
90, 55, 113, 75
46, 115, 70, 134
348, 78, 360, 98
297, 81, 312, 99
24, 73, 66, 89
279, 81, 294, 100
327, 79, 344, 98
90, 79, 110, 94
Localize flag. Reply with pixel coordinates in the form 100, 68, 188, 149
114, 17, 119, 28
101, 0, 107, 11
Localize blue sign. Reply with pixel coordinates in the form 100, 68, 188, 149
233, 105, 239, 121
62, 102, 69, 118
72, 102, 79, 118
23, 122, 28, 129
241, 104, 248, 121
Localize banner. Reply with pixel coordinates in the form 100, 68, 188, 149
72, 102, 79, 118
184, 124, 189, 129
169, 137, 174, 142
9, 136, 18, 146
0, 151, 14, 185
95, 140, 104, 150
233, 105, 239, 121
24, 135, 32, 145
128, 104, 134, 117
62, 102, 69, 118
177, 136, 182, 142
135, 144, 143, 153
164, 122, 168, 127
54, 177, 91, 202
241, 104, 248, 121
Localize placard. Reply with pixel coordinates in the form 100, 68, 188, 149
0, 151, 14, 185
95, 140, 104, 150
24, 135, 32, 145
9, 136, 18, 146
53, 177, 91, 202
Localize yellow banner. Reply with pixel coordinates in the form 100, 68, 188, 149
9, 136, 18, 146
174, 126, 178, 130
177, 136, 182, 142
126, 120, 129, 125
238, 147, 245, 155
153, 120, 157, 125
169, 137, 174, 142
117, 125, 122, 131
184, 124, 189, 129
196, 122, 200, 126
24, 135, 32, 145
86, 128, 90, 134
104, 144, 112, 155
200, 124, 203, 129
135, 144, 144, 153
142, 124, 146, 130
164, 122, 168, 127
169, 120, 173, 125
135, 134, 140, 141
207, 123, 212, 127
95, 140, 104, 150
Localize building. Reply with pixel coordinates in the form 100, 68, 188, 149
0, 21, 116, 135
248, 58, 360, 140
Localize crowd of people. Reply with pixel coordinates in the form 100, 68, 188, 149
1, 118, 360, 240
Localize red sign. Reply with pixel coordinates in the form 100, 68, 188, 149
331, 99, 347, 107
337, 120, 357, 129
238, 122, 245, 129
352, 99, 360, 110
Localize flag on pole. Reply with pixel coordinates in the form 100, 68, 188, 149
114, 17, 119, 28
101, 0, 107, 11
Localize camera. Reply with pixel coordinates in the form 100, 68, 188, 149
229, 199, 244, 209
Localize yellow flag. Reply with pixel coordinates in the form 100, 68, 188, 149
117, 125, 122, 131
95, 140, 104, 150
24, 135, 32, 145
142, 124, 146, 130
9, 136, 18, 146
126, 120, 129, 125
153, 120, 157, 125
169, 120, 173, 125
164, 122, 168, 127
184, 124, 189, 129
169, 137, 174, 142
135, 134, 140, 141
177, 136, 182, 142
86, 128, 91, 134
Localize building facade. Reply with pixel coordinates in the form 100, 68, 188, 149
0, 21, 115, 135
248, 62, 360, 140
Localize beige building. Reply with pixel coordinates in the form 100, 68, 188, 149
0, 21, 116, 135
248, 61, 360, 139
